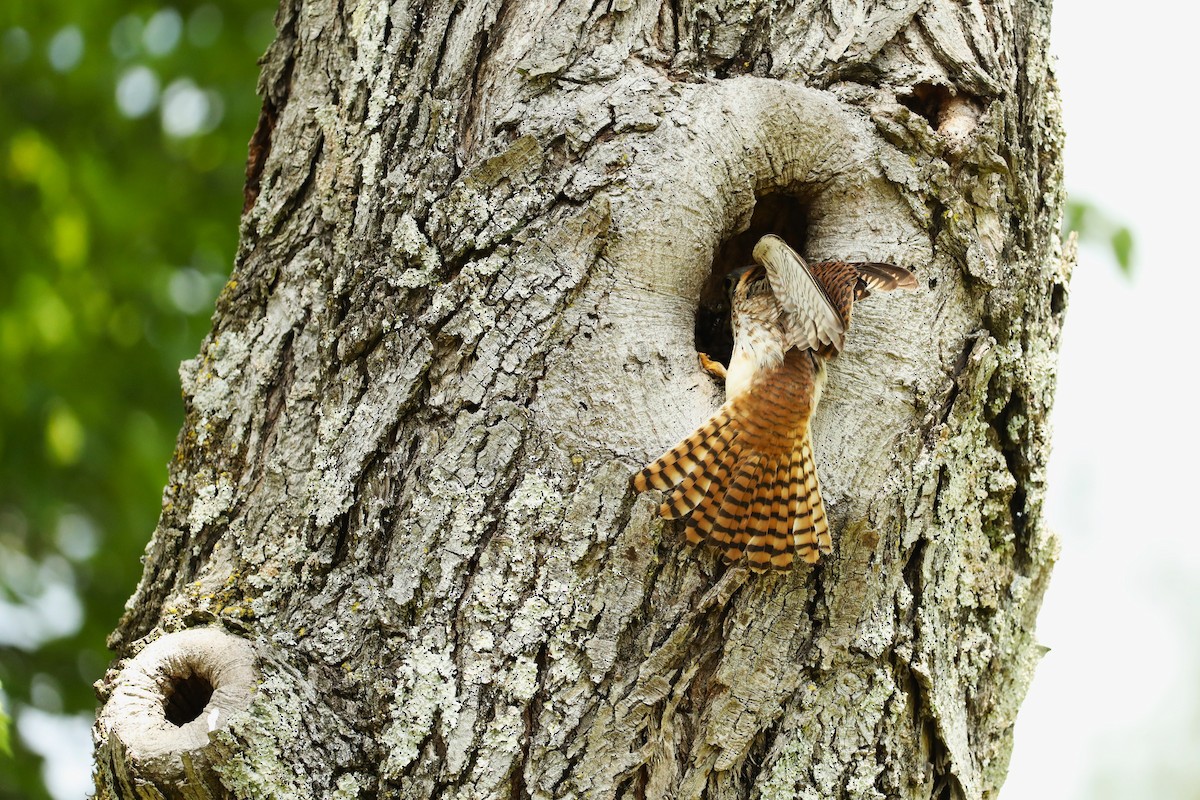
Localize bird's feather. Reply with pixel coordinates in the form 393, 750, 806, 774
853, 262, 919, 295
632, 235, 917, 571
634, 349, 827, 570
752, 235, 846, 354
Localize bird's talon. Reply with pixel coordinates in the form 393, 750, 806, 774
698, 352, 727, 380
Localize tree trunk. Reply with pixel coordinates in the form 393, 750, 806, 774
92, 0, 1066, 797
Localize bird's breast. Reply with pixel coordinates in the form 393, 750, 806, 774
725, 326, 785, 400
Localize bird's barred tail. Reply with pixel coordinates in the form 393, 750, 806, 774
633, 420, 831, 570
632, 410, 738, 509
791, 435, 831, 564
688, 434, 829, 570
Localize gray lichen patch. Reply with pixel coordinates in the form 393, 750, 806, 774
211, 669, 333, 800
380, 640, 462, 778
187, 477, 235, 534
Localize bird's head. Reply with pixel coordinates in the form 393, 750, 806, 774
726, 264, 768, 303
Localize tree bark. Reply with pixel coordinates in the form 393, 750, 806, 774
92, 0, 1067, 798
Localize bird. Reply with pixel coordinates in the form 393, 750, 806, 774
633, 234, 917, 571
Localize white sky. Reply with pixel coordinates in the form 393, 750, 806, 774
1004, 0, 1200, 797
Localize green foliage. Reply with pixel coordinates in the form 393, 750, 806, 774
1109, 226, 1133, 274
0, 679, 10, 756
0, 3, 273, 797
1064, 198, 1135, 277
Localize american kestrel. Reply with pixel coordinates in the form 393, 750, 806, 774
634, 234, 917, 570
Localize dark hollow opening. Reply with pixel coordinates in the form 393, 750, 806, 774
694, 193, 810, 367
163, 672, 215, 727
1050, 282, 1066, 315
899, 82, 956, 129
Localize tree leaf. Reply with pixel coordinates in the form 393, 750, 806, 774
1110, 226, 1134, 276
0, 680, 11, 757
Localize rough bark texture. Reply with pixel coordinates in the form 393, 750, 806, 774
93, 0, 1068, 798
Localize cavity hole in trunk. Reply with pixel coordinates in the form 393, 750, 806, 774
900, 83, 956, 128
163, 672, 215, 726
694, 193, 810, 367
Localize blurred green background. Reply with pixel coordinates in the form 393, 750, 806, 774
0, 2, 273, 797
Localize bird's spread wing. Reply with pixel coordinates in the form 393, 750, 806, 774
752, 235, 845, 353
853, 262, 919, 298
